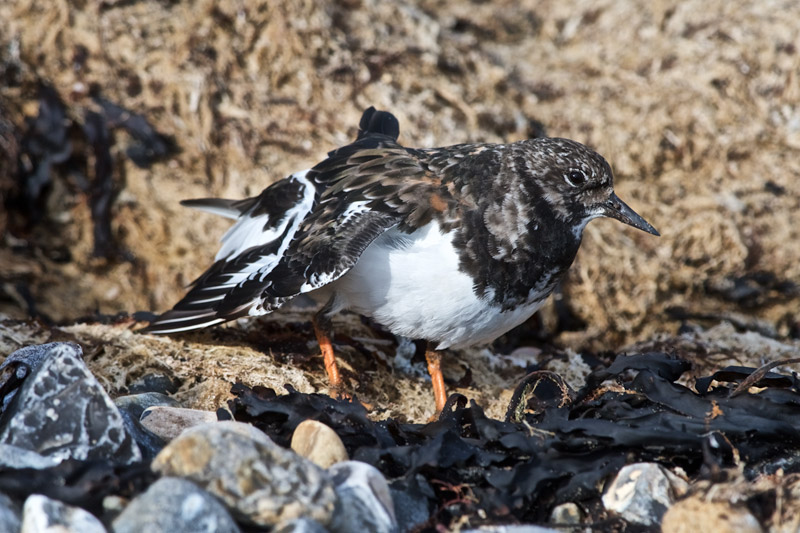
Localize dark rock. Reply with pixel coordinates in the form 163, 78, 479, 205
0, 342, 60, 417
328, 461, 396, 533
0, 493, 21, 533
115, 392, 180, 460
21, 493, 106, 533
389, 475, 433, 533
152, 421, 337, 527
0, 342, 141, 464
127, 373, 181, 395
128, 372, 181, 394
111, 477, 240, 533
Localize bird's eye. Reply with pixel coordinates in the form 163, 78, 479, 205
565, 170, 587, 187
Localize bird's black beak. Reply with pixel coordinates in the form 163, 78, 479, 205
602, 193, 660, 236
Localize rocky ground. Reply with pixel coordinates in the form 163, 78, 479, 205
2, 0, 800, 531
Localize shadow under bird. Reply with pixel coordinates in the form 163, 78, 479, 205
144, 106, 659, 413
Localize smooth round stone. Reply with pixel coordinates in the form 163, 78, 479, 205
291, 420, 349, 469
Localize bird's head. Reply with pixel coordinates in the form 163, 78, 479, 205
521, 137, 659, 238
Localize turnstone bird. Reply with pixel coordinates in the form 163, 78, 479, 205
145, 107, 659, 413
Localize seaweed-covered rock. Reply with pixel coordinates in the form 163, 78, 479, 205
152, 421, 337, 527
0, 342, 141, 465
111, 477, 240, 533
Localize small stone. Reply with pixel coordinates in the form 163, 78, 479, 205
389, 475, 433, 533
0, 342, 142, 465
328, 461, 396, 533
602, 462, 687, 526
140, 406, 218, 442
152, 421, 337, 527
115, 392, 180, 460
291, 420, 349, 468
111, 477, 240, 533
661, 496, 763, 533
127, 373, 181, 395
21, 493, 106, 533
0, 493, 21, 533
273, 517, 330, 533
0, 444, 61, 469
549, 502, 582, 525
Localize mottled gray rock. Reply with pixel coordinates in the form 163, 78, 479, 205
328, 461, 396, 533
0, 342, 67, 417
602, 462, 688, 526
291, 420, 348, 469
140, 406, 218, 442
0, 493, 21, 533
0, 444, 61, 469
111, 477, 240, 533
21, 493, 106, 533
152, 421, 337, 527
115, 393, 180, 459
0, 342, 141, 465
273, 517, 330, 533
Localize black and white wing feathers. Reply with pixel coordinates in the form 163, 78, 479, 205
144, 171, 315, 333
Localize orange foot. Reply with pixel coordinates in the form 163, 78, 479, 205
425, 347, 448, 417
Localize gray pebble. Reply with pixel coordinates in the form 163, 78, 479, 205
111, 477, 240, 533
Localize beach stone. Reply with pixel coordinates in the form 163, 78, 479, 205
111, 477, 240, 533
21, 493, 106, 533
389, 475, 433, 533
0, 342, 142, 465
140, 406, 218, 442
328, 461, 396, 533
602, 462, 687, 526
152, 421, 337, 527
115, 392, 180, 459
291, 420, 349, 468
549, 502, 582, 525
273, 517, 330, 533
0, 493, 21, 533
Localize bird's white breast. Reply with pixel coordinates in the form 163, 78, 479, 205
330, 221, 546, 349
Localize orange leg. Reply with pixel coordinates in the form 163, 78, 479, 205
425, 347, 448, 414
312, 314, 342, 392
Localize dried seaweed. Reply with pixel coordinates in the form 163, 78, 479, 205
230, 352, 800, 529
6, 85, 174, 259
